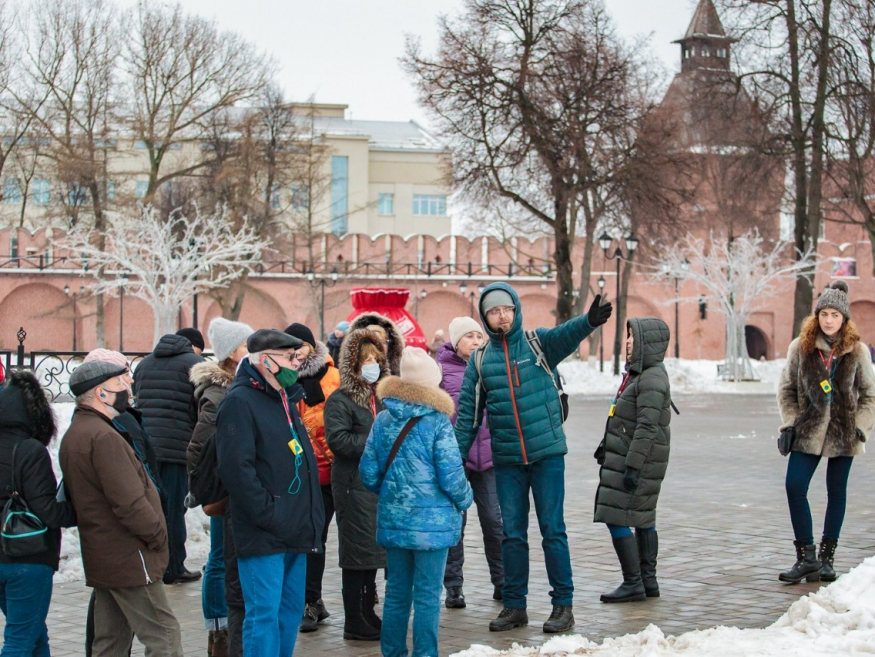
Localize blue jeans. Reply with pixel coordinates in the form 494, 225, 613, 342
786, 451, 854, 544
203, 516, 228, 630
494, 455, 572, 608
383, 548, 448, 657
158, 462, 188, 579
237, 553, 306, 657
0, 562, 53, 657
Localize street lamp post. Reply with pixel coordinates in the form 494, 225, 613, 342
599, 231, 639, 376
459, 282, 476, 317
307, 267, 339, 341
63, 284, 85, 351
119, 273, 129, 352
597, 275, 606, 372
672, 259, 690, 359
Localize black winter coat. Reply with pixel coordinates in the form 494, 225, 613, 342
594, 317, 672, 529
215, 359, 324, 559
133, 334, 204, 464
0, 379, 76, 571
114, 407, 165, 506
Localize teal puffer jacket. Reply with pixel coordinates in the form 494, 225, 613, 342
360, 376, 473, 551
594, 317, 672, 528
455, 282, 596, 466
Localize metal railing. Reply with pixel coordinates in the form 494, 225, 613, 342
30, 351, 153, 402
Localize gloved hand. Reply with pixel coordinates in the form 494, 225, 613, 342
623, 467, 639, 492
587, 294, 613, 327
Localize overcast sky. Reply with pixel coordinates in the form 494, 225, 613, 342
128, 0, 703, 126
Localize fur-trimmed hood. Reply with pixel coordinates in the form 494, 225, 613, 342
190, 360, 235, 390
297, 340, 332, 378
337, 329, 391, 407
377, 375, 456, 418
349, 313, 405, 375
0, 369, 56, 444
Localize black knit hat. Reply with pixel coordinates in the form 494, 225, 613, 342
176, 328, 205, 351
284, 323, 316, 349
247, 329, 302, 353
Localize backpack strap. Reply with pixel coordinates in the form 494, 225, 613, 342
385, 416, 423, 472
471, 344, 489, 429
525, 330, 560, 392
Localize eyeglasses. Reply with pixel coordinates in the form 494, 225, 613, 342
485, 306, 514, 318
264, 352, 302, 363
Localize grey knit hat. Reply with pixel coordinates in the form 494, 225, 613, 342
481, 289, 515, 314
815, 280, 850, 320
70, 361, 128, 397
208, 317, 254, 361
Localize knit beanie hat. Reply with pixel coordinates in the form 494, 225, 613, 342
84, 348, 128, 369
400, 346, 442, 387
815, 280, 850, 320
284, 323, 316, 349
336, 321, 350, 333
481, 289, 514, 314
449, 317, 483, 348
176, 328, 205, 351
208, 317, 254, 361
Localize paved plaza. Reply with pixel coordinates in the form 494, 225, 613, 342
15, 394, 875, 655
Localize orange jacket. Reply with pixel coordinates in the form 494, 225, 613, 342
298, 356, 341, 486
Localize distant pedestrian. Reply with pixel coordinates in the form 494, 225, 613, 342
350, 313, 405, 374
61, 360, 183, 656
176, 327, 205, 355
428, 329, 445, 359
777, 281, 875, 583
133, 332, 204, 585
215, 329, 324, 657
327, 321, 349, 363
284, 323, 341, 634
361, 347, 473, 657
438, 317, 504, 607
0, 369, 76, 656
324, 329, 390, 641
188, 318, 253, 657
594, 318, 672, 603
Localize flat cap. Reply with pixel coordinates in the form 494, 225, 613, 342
247, 329, 302, 353
70, 361, 128, 397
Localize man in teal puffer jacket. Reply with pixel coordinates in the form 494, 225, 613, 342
455, 282, 612, 634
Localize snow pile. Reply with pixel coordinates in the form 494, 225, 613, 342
50, 403, 211, 583
451, 556, 875, 656
559, 358, 786, 397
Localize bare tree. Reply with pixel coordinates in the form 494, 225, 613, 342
59, 206, 264, 341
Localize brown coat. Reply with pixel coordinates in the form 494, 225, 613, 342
59, 406, 168, 589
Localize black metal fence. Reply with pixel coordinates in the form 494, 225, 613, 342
30, 351, 152, 402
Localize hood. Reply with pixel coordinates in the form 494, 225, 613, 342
627, 317, 670, 374
228, 357, 305, 404
337, 328, 391, 407
377, 375, 456, 419
153, 333, 196, 358
0, 369, 56, 443
349, 312, 405, 374
478, 282, 523, 345
436, 341, 465, 370
297, 341, 332, 379
190, 361, 235, 390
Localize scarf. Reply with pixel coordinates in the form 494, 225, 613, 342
299, 364, 328, 407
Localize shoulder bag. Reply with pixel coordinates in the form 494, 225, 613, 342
1, 443, 51, 557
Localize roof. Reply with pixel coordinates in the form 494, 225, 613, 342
680, 0, 729, 41
310, 117, 445, 152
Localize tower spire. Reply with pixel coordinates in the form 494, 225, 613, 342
673, 0, 737, 73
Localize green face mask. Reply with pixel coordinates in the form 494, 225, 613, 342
274, 367, 299, 388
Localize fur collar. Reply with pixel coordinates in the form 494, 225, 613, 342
377, 376, 456, 416
338, 329, 391, 407
190, 361, 235, 389
297, 341, 330, 378
349, 312, 405, 375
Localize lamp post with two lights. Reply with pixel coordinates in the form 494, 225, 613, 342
598, 231, 639, 375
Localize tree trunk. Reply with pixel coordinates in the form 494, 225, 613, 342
154, 302, 177, 344
552, 198, 573, 325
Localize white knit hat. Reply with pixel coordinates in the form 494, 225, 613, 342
449, 317, 483, 348
400, 346, 442, 387
208, 317, 254, 362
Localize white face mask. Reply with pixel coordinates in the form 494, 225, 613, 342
361, 363, 381, 383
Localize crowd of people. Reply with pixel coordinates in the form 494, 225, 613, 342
0, 279, 871, 656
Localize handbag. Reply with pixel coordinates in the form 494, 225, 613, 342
1, 443, 51, 557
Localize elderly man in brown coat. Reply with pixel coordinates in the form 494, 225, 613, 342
59, 360, 183, 657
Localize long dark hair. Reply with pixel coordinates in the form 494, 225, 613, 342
9, 369, 56, 445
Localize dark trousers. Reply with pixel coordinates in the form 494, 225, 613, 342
224, 512, 244, 657
444, 467, 504, 589
306, 484, 336, 603
158, 462, 189, 579
786, 451, 854, 544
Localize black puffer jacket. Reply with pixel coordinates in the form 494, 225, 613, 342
215, 358, 324, 559
0, 371, 76, 571
324, 329, 389, 570
133, 334, 204, 464
594, 317, 672, 529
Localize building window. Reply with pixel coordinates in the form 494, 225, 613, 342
135, 180, 149, 199
68, 183, 87, 206
378, 193, 394, 216
331, 156, 348, 235
266, 184, 280, 210
831, 258, 857, 278
32, 179, 50, 205
413, 194, 447, 216
105, 180, 116, 202
3, 178, 20, 204
291, 185, 309, 210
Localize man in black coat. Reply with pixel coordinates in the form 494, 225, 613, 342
216, 329, 324, 657
133, 332, 204, 584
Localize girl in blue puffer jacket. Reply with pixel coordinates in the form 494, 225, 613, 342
361, 347, 473, 657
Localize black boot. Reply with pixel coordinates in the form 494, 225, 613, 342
341, 570, 380, 641
445, 586, 466, 609
819, 538, 838, 582
636, 529, 660, 598
542, 605, 574, 633
362, 574, 382, 631
778, 541, 821, 583
488, 607, 528, 632
600, 535, 646, 603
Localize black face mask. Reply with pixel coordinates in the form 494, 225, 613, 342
103, 388, 129, 413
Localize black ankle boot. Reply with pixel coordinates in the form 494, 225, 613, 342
819, 537, 838, 582
601, 535, 646, 603
362, 575, 382, 631
779, 540, 821, 583
341, 570, 380, 641
635, 529, 659, 598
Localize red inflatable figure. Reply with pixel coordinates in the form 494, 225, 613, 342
346, 288, 427, 351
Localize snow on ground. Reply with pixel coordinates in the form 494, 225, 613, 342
559, 358, 787, 397
49, 403, 211, 584
451, 556, 875, 657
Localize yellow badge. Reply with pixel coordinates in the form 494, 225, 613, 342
608, 404, 616, 417
288, 439, 303, 455
820, 380, 833, 394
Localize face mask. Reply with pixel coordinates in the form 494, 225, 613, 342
361, 363, 381, 383
274, 367, 299, 388
102, 388, 129, 413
